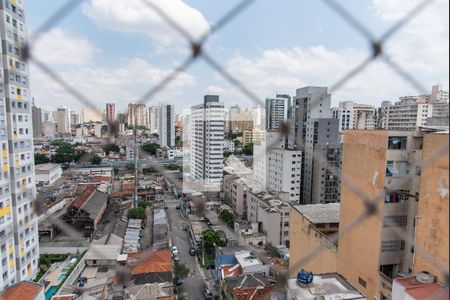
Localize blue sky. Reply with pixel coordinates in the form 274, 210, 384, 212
27, 0, 449, 113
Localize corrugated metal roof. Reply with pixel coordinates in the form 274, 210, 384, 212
83, 190, 108, 219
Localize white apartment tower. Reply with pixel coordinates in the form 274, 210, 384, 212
148, 106, 158, 134
332, 101, 376, 132
190, 96, 225, 187
266, 94, 291, 132
0, 0, 39, 287
267, 149, 302, 202
158, 104, 175, 148
128, 103, 149, 128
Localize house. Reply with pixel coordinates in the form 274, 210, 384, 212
127, 250, 173, 285
286, 273, 366, 300
0, 281, 45, 300
223, 273, 275, 300
63, 187, 109, 236
35, 163, 63, 186
85, 244, 121, 267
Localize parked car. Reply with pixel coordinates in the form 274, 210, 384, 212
203, 288, 213, 299
189, 247, 196, 256
173, 253, 180, 262
174, 276, 183, 286
176, 204, 181, 209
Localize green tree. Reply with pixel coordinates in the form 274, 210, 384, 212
219, 210, 235, 228
34, 153, 50, 165
50, 142, 79, 164
164, 163, 180, 171
143, 167, 157, 175
90, 155, 102, 165
125, 163, 135, 172
138, 200, 150, 209
128, 208, 146, 220
142, 143, 160, 155
174, 262, 190, 278
242, 143, 254, 155
201, 229, 227, 249
102, 144, 120, 155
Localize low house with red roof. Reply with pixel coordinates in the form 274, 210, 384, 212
393, 275, 449, 300
127, 250, 173, 285
0, 281, 45, 300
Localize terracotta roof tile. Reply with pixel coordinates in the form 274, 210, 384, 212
0, 281, 43, 300
73, 186, 96, 209
129, 250, 172, 275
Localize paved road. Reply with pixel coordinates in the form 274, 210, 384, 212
166, 199, 207, 300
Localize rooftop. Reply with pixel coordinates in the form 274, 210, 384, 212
128, 250, 172, 275
287, 273, 366, 300
224, 273, 273, 290
35, 163, 61, 172
294, 203, 340, 224
395, 277, 449, 300
235, 251, 263, 269
85, 244, 121, 261
0, 281, 44, 300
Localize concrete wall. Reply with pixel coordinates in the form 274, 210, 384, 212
337, 131, 387, 299
414, 134, 449, 283
289, 206, 338, 277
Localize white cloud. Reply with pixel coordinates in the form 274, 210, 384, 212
82, 0, 210, 45
29, 28, 196, 111
30, 58, 196, 111
219, 0, 448, 106
31, 28, 100, 65
205, 86, 225, 95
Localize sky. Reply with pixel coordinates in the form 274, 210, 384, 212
27, 0, 449, 113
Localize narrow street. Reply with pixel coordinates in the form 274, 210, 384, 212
166, 199, 208, 300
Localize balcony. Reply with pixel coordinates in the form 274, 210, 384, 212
379, 271, 393, 300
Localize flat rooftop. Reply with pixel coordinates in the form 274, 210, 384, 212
235, 251, 263, 269
35, 163, 61, 172
287, 273, 366, 300
294, 203, 340, 224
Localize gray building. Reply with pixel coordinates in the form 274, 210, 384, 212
158, 104, 175, 148
32, 105, 43, 137
289, 87, 342, 204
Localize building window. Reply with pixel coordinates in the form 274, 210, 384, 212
381, 240, 405, 252
384, 216, 408, 228
388, 136, 407, 150
358, 277, 367, 288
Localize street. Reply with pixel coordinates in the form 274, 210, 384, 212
166, 198, 208, 300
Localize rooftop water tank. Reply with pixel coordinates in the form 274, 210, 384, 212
417, 272, 436, 284
297, 269, 314, 285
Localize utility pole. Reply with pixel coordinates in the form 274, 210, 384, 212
134, 124, 139, 208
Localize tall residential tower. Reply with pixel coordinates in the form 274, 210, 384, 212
0, 0, 39, 287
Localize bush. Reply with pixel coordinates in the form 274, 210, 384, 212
103, 144, 120, 155
128, 208, 146, 220
164, 164, 179, 171
34, 153, 50, 165
138, 200, 150, 209
142, 143, 160, 155
219, 210, 235, 228
143, 167, 157, 175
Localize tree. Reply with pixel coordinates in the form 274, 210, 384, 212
128, 208, 146, 220
50, 142, 79, 164
90, 155, 102, 165
201, 229, 227, 249
164, 163, 180, 171
34, 153, 50, 165
143, 167, 157, 175
243, 143, 254, 155
174, 262, 190, 279
103, 144, 120, 155
142, 143, 160, 155
234, 140, 242, 147
219, 210, 235, 228
125, 163, 135, 172
138, 200, 149, 209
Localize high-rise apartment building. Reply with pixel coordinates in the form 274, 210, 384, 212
266, 94, 291, 132
189, 96, 225, 187
31, 106, 42, 138
56, 108, 70, 134
158, 104, 175, 148
0, 0, 39, 287
105, 103, 115, 124
337, 129, 448, 299
70, 111, 80, 126
148, 106, 158, 134
252, 105, 265, 130
289, 87, 341, 204
128, 103, 148, 128
82, 105, 102, 123
332, 101, 376, 132
267, 149, 302, 202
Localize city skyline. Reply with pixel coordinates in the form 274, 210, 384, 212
27, 0, 448, 111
